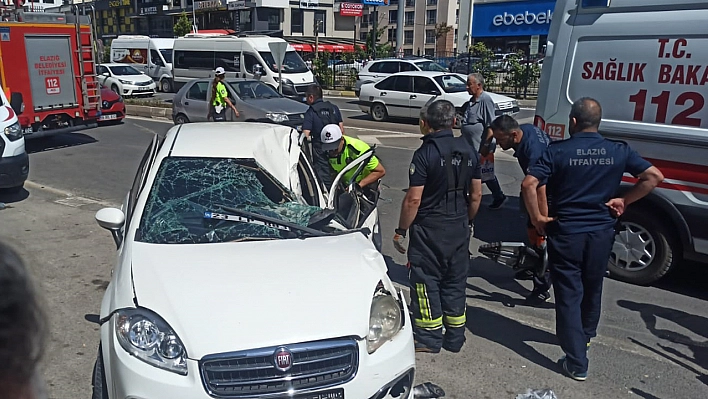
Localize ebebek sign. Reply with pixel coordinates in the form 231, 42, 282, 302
471, 0, 556, 37
492, 10, 553, 26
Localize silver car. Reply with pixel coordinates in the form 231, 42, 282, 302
172, 79, 309, 130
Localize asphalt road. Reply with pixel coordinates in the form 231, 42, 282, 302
1, 110, 707, 398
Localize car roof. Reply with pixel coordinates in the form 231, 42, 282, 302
100, 63, 136, 67
391, 71, 457, 77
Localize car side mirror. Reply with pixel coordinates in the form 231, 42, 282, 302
10, 92, 24, 115
102, 72, 109, 76
95, 207, 126, 248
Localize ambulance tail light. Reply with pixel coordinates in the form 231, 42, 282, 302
533, 115, 545, 131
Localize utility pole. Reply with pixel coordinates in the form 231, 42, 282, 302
314, 19, 320, 60
396, 0, 404, 58
372, 6, 377, 59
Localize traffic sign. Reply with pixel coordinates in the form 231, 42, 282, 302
268, 41, 289, 94
530, 35, 540, 56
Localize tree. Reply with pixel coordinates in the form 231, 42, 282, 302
434, 22, 453, 54
174, 12, 192, 38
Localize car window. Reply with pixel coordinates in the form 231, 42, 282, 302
136, 157, 321, 244
392, 76, 413, 92
108, 65, 141, 75
150, 50, 164, 67
414, 77, 439, 94
374, 76, 396, 90
244, 53, 263, 74
378, 62, 400, 74
215, 51, 241, 72
186, 82, 209, 101
98, 65, 108, 75
159, 48, 172, 63
433, 74, 468, 93
228, 81, 280, 99
399, 62, 416, 72
368, 62, 384, 73
415, 61, 447, 72
259, 51, 309, 74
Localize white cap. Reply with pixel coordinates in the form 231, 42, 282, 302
214, 66, 225, 75
320, 124, 343, 151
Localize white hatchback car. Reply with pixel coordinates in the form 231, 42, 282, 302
358, 71, 519, 128
97, 63, 157, 97
91, 123, 414, 399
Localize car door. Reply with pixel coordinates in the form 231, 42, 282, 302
411, 76, 441, 117
182, 81, 210, 122
149, 49, 166, 81
379, 76, 412, 118
326, 149, 377, 229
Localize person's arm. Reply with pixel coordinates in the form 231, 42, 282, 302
302, 109, 313, 138
334, 106, 345, 135
523, 148, 555, 234
359, 158, 385, 188
224, 96, 240, 118
398, 186, 424, 231
537, 184, 549, 217
468, 179, 482, 220
606, 166, 663, 217
478, 95, 497, 156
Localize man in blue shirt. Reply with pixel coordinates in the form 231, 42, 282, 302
522, 98, 664, 381
491, 115, 551, 305
302, 84, 345, 190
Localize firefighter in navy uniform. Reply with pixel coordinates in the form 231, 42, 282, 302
393, 100, 483, 353
522, 98, 663, 381
302, 84, 345, 189
490, 115, 552, 304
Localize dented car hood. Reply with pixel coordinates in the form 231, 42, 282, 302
129, 233, 386, 359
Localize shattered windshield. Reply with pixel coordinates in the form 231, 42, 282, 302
137, 157, 321, 244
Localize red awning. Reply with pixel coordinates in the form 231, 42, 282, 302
291, 43, 314, 52
314, 44, 357, 53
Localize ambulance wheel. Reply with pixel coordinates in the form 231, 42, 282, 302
111, 85, 119, 95
91, 344, 109, 399
371, 103, 388, 122
608, 207, 679, 285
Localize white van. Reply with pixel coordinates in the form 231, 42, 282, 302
172, 35, 316, 102
535, 0, 708, 284
0, 89, 28, 193
110, 35, 174, 92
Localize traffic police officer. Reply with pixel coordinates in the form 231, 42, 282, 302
522, 98, 663, 380
320, 124, 386, 190
490, 115, 552, 304
393, 100, 483, 353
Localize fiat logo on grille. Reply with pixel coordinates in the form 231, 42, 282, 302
273, 347, 293, 372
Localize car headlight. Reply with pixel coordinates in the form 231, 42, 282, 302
511, 100, 518, 107
266, 112, 289, 123
4, 122, 23, 141
367, 291, 403, 354
119, 79, 133, 85
114, 308, 187, 375
493, 103, 501, 110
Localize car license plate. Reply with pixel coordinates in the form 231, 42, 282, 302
99, 114, 117, 121
503, 110, 513, 116
302, 96, 307, 102
294, 388, 344, 399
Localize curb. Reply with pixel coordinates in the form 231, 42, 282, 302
125, 104, 171, 120
323, 89, 357, 98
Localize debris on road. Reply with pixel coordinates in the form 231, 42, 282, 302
412, 382, 446, 398
516, 389, 558, 399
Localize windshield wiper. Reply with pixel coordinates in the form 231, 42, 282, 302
210, 205, 326, 237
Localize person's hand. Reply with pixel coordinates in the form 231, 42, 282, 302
532, 215, 556, 236
606, 198, 625, 218
393, 233, 407, 254
233, 108, 240, 118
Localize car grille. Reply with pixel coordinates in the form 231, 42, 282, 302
294, 84, 309, 94
287, 113, 305, 124
135, 80, 153, 86
200, 338, 358, 398
496, 101, 514, 110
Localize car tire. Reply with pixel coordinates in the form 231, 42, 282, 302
111, 84, 119, 95
160, 79, 172, 93
91, 344, 109, 399
608, 206, 680, 285
174, 114, 190, 124
371, 103, 388, 122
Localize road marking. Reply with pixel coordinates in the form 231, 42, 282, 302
23, 180, 120, 208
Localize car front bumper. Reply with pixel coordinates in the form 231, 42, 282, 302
123, 84, 156, 97
496, 105, 520, 116
102, 299, 415, 399
99, 103, 126, 122
0, 152, 29, 189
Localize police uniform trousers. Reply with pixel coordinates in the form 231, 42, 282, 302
311, 142, 335, 189
547, 227, 615, 373
408, 216, 470, 350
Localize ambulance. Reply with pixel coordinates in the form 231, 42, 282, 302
0, 88, 28, 193
535, 0, 708, 284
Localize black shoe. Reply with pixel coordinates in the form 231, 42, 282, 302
524, 289, 551, 305
489, 195, 508, 210
442, 342, 464, 353
514, 269, 535, 280
415, 341, 440, 354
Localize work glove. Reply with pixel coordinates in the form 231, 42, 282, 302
393, 230, 407, 254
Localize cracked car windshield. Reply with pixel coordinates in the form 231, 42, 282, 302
137, 157, 321, 244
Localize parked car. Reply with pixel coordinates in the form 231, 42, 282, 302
98, 86, 125, 125
491, 53, 516, 71
92, 122, 412, 399
449, 54, 484, 74
358, 71, 520, 128
330, 59, 365, 74
97, 63, 156, 97
172, 79, 309, 130
354, 57, 448, 96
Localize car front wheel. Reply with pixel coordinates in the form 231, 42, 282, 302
91, 344, 109, 399
111, 84, 120, 95
608, 206, 680, 285
160, 79, 172, 93
371, 103, 388, 122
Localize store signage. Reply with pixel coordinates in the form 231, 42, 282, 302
339, 2, 363, 17
300, 0, 319, 9
139, 6, 158, 15
196, 0, 223, 10
472, 0, 556, 38
108, 0, 131, 8
362, 0, 389, 6
227, 0, 246, 10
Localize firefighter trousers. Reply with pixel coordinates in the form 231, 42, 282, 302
408, 217, 470, 351
547, 227, 615, 374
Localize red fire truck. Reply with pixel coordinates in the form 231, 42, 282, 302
0, 10, 101, 139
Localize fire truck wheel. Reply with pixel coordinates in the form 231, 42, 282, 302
608, 206, 680, 285
91, 344, 109, 399
111, 85, 120, 95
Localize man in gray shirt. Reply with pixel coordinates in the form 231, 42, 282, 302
462, 73, 507, 209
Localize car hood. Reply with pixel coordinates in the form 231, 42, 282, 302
244, 97, 308, 114
117, 74, 153, 83
130, 233, 386, 359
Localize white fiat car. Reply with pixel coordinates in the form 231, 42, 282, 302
91, 123, 414, 399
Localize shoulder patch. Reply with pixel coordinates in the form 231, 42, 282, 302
409, 163, 416, 175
